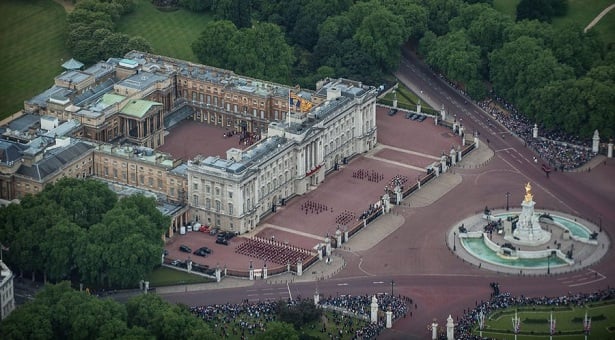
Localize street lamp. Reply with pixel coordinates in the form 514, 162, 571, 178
391, 279, 395, 296
453, 232, 456, 251
505, 192, 511, 211
547, 252, 551, 275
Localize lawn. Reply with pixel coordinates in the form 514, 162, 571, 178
0, 0, 69, 120
145, 266, 214, 286
378, 80, 437, 114
116, 0, 213, 62
493, 0, 615, 46
476, 302, 615, 339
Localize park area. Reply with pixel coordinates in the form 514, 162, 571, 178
478, 302, 615, 339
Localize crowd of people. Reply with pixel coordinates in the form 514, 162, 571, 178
335, 209, 357, 226
432, 67, 595, 171
191, 300, 278, 338
478, 98, 593, 170
189, 294, 411, 340
235, 237, 314, 266
223, 129, 261, 146
352, 169, 385, 183
454, 288, 615, 340
320, 293, 411, 320
301, 200, 329, 215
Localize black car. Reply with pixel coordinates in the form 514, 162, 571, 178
215, 238, 229, 245
387, 108, 398, 116
179, 245, 191, 253
417, 114, 427, 122
193, 248, 207, 257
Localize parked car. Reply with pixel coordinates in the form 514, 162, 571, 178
170, 259, 182, 266
209, 228, 219, 235
215, 238, 229, 245
387, 108, 398, 116
410, 113, 419, 120
193, 248, 207, 257
417, 114, 427, 122
179, 245, 191, 253
199, 225, 210, 233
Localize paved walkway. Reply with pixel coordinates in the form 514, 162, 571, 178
585, 3, 615, 32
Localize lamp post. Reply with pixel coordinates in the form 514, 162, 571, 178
391, 279, 395, 296
599, 214, 602, 232
547, 252, 551, 275
505, 192, 511, 211
453, 232, 456, 251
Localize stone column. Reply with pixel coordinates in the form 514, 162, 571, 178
458, 125, 464, 137
344, 229, 349, 243
215, 265, 221, 282
533, 123, 538, 138
161, 253, 165, 265
144, 281, 149, 294
446, 315, 455, 340
370, 295, 378, 323
297, 260, 303, 276
263, 263, 268, 279
313, 289, 320, 306
392, 91, 398, 108
434, 115, 438, 125
249, 261, 254, 281
335, 228, 342, 247
592, 130, 600, 153
608, 141, 613, 158
325, 235, 332, 256
450, 148, 457, 166
318, 245, 323, 261
440, 105, 446, 121
386, 306, 393, 328
458, 149, 462, 162
187, 260, 192, 272
431, 321, 438, 340
417, 178, 421, 190
416, 101, 421, 114
474, 136, 479, 148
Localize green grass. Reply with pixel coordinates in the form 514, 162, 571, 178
378, 80, 437, 114
145, 266, 214, 286
116, 0, 213, 62
476, 302, 615, 339
492, 0, 520, 19
0, 0, 70, 119
493, 0, 615, 46
553, 0, 615, 46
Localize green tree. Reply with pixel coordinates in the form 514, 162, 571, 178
290, 0, 353, 50
99, 32, 131, 60
516, 0, 568, 22
353, 7, 405, 71
0, 303, 54, 340
127, 36, 153, 53
383, 0, 429, 41
228, 23, 296, 84
489, 36, 574, 114
40, 178, 117, 229
192, 20, 239, 68
41, 220, 84, 282
256, 321, 299, 340
420, 0, 463, 36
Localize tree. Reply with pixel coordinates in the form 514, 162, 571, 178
353, 7, 405, 71
290, 0, 353, 50
489, 36, 574, 114
516, 0, 568, 22
180, 0, 213, 12
383, 0, 429, 41
192, 20, 239, 68
227, 23, 296, 84
0, 303, 54, 340
99, 32, 131, 60
256, 321, 299, 340
41, 220, 84, 282
40, 178, 117, 229
127, 36, 153, 53
420, 0, 464, 36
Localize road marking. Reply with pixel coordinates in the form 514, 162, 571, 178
337, 283, 349, 286
373, 281, 385, 284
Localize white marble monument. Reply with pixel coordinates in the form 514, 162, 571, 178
508, 182, 551, 246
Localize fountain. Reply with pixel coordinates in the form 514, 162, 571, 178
450, 182, 607, 273
506, 182, 551, 246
